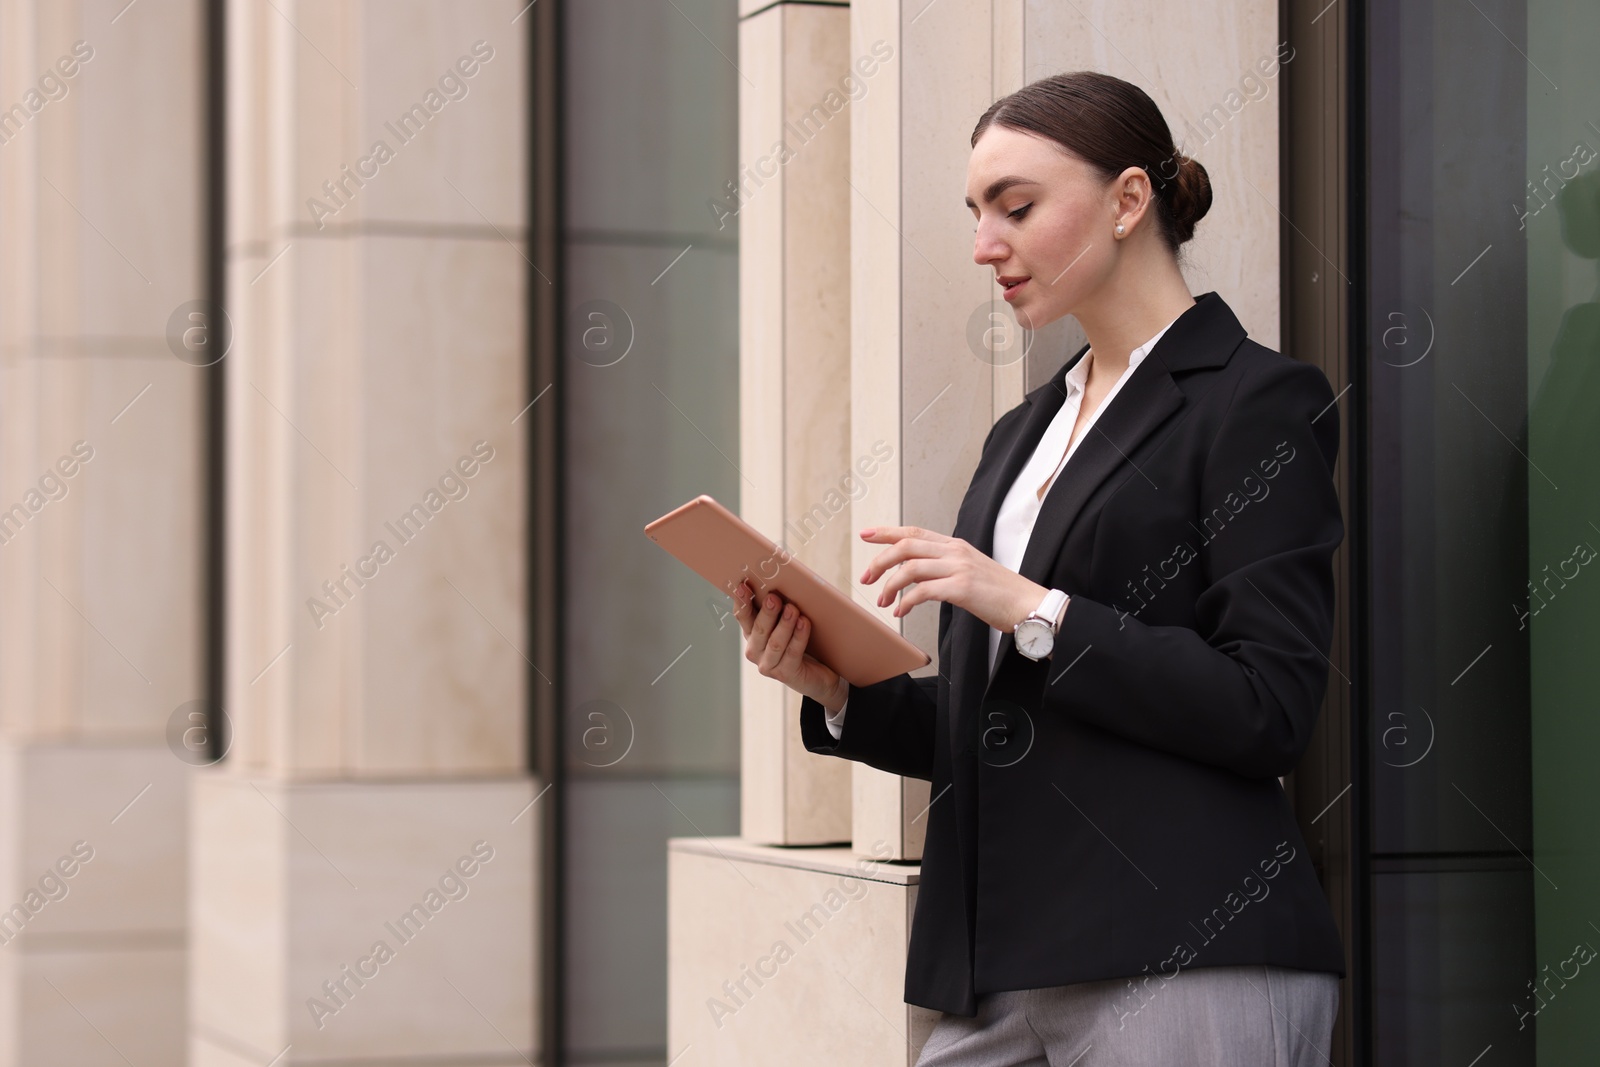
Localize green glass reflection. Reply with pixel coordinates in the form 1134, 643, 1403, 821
1526, 1, 1600, 1058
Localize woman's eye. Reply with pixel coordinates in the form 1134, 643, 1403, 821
1008, 203, 1032, 220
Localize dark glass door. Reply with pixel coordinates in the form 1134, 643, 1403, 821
1364, 0, 1600, 1062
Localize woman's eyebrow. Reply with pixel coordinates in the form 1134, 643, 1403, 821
964, 176, 1037, 209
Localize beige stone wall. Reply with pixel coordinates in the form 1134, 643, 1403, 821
190, 3, 540, 1063
0, 0, 204, 1061
737, 0, 857, 847
1020, 0, 1283, 345
0, 3, 206, 737
0, 0, 542, 1061
222, 1, 527, 778
668, 837, 938, 1065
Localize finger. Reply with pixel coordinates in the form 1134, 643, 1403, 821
734, 583, 766, 638
745, 591, 783, 662
878, 556, 958, 607
859, 525, 947, 544
876, 558, 923, 607
776, 610, 814, 677
861, 538, 929, 584
861, 537, 944, 585
758, 601, 799, 674
892, 577, 947, 617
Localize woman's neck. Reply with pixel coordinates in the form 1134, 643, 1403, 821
1077, 270, 1196, 381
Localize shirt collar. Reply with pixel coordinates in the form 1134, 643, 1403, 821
1063, 315, 1181, 397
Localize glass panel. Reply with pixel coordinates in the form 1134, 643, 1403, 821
1365, 0, 1600, 1060
1371, 865, 1535, 1063
561, 1, 742, 1063
1524, 0, 1600, 1061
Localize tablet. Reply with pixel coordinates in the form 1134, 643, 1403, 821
644, 494, 932, 687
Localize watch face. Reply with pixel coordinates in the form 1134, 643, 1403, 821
1016, 619, 1052, 658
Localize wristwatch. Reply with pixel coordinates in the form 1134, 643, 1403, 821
1014, 588, 1070, 661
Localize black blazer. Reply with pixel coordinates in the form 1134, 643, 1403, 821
799, 291, 1347, 1017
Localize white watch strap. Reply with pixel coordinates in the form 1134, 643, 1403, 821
1033, 588, 1069, 631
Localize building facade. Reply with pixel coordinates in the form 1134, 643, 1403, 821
0, 0, 1593, 1065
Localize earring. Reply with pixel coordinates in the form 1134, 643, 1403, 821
1115, 223, 1125, 235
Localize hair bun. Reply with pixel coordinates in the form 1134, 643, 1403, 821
973, 72, 1218, 254
1168, 154, 1213, 245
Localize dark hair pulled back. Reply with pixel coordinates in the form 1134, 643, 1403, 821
971, 71, 1212, 254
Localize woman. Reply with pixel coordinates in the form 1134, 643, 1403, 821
732, 71, 1345, 1066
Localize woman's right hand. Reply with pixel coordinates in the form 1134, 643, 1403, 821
731, 581, 849, 713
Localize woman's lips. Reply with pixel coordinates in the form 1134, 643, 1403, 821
1001, 277, 1030, 302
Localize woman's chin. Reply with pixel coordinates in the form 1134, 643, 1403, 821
1013, 302, 1064, 332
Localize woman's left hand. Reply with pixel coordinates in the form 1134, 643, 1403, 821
858, 526, 1052, 634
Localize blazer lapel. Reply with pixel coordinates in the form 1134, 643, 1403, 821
1012, 363, 1184, 587
945, 375, 1064, 758
972, 359, 1184, 692
966, 371, 1075, 560
955, 291, 1249, 699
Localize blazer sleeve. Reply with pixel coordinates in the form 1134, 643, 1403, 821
800, 673, 939, 782
1038, 358, 1343, 779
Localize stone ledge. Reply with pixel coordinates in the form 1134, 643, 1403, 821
669, 836, 921, 885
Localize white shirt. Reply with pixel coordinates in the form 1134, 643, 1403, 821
824, 315, 1181, 739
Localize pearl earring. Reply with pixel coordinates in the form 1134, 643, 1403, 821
1115, 223, 1125, 235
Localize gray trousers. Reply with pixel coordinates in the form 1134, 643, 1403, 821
913, 964, 1339, 1067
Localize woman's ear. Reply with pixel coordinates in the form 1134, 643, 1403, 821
1113, 166, 1155, 232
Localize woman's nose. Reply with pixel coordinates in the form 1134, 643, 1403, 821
972, 222, 1008, 265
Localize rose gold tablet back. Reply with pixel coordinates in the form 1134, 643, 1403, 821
644, 495, 931, 687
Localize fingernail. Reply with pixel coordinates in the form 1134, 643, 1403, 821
860, 528, 875, 537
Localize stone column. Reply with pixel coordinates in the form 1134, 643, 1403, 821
189, 2, 538, 1063
736, 0, 857, 847
0, 1, 204, 1062
672, 3, 943, 1063
849, 0, 1027, 865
